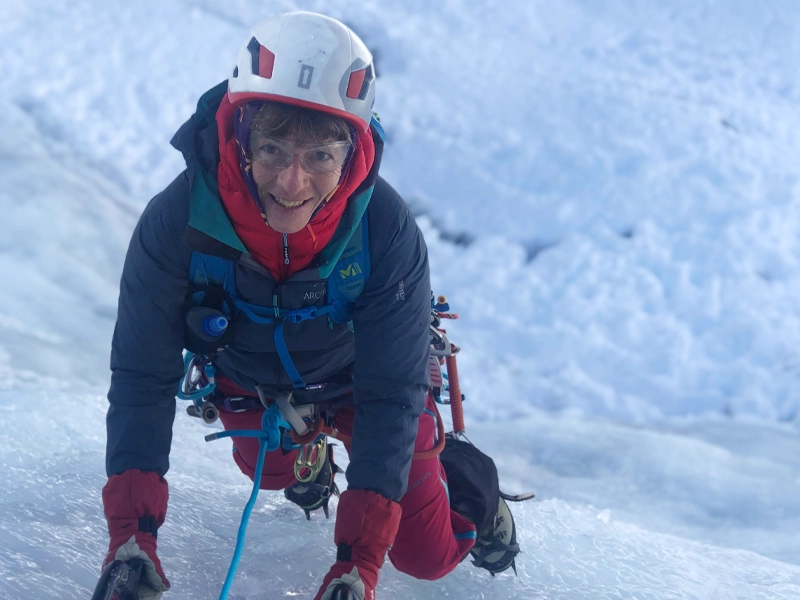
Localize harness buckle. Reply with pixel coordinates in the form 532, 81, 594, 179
285, 306, 319, 324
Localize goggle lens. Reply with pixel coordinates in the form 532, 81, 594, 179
250, 136, 351, 174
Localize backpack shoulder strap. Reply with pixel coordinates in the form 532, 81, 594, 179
189, 251, 236, 291
183, 252, 239, 355
325, 210, 370, 324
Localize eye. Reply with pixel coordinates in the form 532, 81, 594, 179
251, 138, 289, 165
258, 143, 283, 156
311, 150, 334, 162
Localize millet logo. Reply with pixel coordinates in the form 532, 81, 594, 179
396, 279, 405, 302
339, 262, 363, 279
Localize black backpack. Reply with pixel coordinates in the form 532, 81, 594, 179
440, 434, 500, 536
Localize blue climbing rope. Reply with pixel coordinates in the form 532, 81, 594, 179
205, 405, 290, 600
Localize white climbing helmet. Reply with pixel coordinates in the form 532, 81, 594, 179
228, 11, 376, 133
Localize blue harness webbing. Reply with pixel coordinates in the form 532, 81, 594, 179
186, 208, 370, 390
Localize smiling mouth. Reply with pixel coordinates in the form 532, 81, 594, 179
269, 194, 310, 209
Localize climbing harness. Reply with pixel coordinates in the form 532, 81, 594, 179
176, 293, 460, 598
177, 290, 534, 598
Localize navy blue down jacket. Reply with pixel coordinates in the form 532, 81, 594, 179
106, 83, 431, 502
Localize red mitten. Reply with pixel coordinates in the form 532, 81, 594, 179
102, 470, 170, 599
313, 489, 402, 600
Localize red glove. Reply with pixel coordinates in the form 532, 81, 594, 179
102, 470, 170, 599
313, 490, 402, 600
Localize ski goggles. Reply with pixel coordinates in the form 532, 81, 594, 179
249, 134, 352, 174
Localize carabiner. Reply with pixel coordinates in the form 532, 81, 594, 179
294, 436, 328, 483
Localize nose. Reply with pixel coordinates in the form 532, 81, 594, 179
274, 155, 310, 197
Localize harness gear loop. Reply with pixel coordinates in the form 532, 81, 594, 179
413, 400, 447, 460
289, 417, 325, 446
287, 399, 447, 461
255, 386, 311, 435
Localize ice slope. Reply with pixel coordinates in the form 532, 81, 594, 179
1, 0, 799, 598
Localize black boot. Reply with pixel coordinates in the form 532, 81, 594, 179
469, 496, 520, 575
284, 440, 341, 519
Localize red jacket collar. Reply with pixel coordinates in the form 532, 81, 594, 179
214, 92, 375, 281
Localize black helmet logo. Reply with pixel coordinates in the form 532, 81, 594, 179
298, 65, 314, 89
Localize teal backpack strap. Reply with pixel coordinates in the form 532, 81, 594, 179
184, 195, 373, 386
190, 252, 277, 325
189, 251, 235, 289
184, 252, 239, 355
370, 113, 386, 142
325, 211, 370, 324
186, 251, 319, 389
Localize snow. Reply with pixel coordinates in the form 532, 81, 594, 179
1, 0, 799, 598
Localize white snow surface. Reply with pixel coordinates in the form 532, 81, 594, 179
1, 0, 800, 598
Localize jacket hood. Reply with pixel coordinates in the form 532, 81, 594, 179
170, 81, 227, 181
170, 81, 385, 278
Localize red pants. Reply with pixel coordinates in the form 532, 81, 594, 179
217, 393, 476, 581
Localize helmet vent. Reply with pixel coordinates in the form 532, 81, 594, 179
247, 37, 275, 79
346, 64, 374, 101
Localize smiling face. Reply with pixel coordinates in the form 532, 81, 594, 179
247, 102, 353, 234
250, 136, 345, 233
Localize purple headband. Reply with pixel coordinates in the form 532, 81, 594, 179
233, 101, 267, 213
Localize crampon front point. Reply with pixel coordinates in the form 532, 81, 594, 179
90, 558, 145, 600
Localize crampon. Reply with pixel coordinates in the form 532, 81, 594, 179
90, 558, 145, 600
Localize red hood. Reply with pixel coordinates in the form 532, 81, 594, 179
214, 91, 375, 281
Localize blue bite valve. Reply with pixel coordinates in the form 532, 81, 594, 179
203, 315, 229, 337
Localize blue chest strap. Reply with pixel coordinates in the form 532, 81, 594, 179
187, 213, 370, 388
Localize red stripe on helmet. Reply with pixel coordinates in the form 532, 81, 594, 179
346, 69, 367, 99
259, 46, 275, 79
